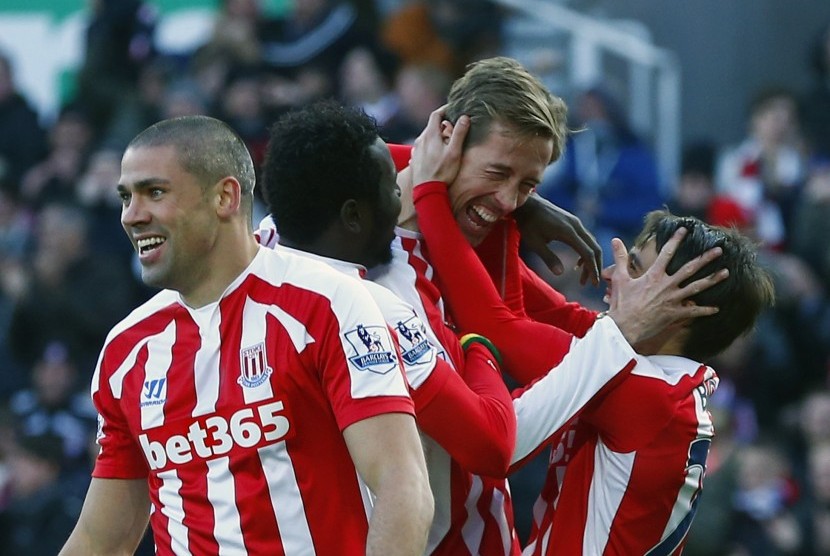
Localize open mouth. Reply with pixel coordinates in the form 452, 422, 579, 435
137, 236, 166, 255
467, 204, 499, 227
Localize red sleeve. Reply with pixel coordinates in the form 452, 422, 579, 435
414, 182, 574, 384
519, 261, 598, 337
389, 144, 413, 172
92, 349, 150, 479
474, 219, 527, 315
413, 343, 516, 477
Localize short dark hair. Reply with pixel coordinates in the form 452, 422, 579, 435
634, 210, 775, 361
262, 100, 383, 243
128, 115, 256, 203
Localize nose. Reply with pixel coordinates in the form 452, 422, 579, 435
121, 196, 149, 229
601, 264, 614, 282
493, 184, 520, 214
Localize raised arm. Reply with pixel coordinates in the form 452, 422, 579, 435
413, 341, 516, 477
414, 180, 575, 384
59, 478, 150, 555
343, 413, 433, 556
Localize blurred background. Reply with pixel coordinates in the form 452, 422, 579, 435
0, 1, 829, 554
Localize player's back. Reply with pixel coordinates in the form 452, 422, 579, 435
523, 355, 718, 556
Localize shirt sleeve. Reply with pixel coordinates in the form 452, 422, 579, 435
510, 316, 636, 468
322, 276, 415, 432
413, 181, 575, 384
91, 350, 150, 480
414, 343, 516, 477
519, 260, 598, 337
370, 279, 515, 477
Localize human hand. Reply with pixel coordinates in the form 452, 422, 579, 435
606, 228, 729, 347
513, 194, 603, 285
410, 106, 470, 187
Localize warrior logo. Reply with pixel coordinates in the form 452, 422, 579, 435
395, 315, 433, 365
239, 342, 273, 388
141, 378, 167, 407
345, 324, 397, 374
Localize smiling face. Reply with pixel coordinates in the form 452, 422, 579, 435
118, 145, 220, 296
601, 237, 658, 304
448, 123, 553, 246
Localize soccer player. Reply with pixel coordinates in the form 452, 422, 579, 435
408, 102, 776, 554
59, 116, 433, 555
259, 99, 517, 482
255, 71, 721, 554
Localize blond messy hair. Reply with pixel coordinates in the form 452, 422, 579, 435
444, 57, 568, 162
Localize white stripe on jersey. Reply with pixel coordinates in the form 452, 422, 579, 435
206, 457, 245, 555
109, 336, 149, 400
490, 483, 513, 555
260, 444, 316, 555
158, 469, 189, 555
512, 316, 636, 463
461, 475, 485, 555
141, 320, 176, 430
370, 234, 453, 371
584, 442, 635, 554
239, 299, 278, 404
190, 307, 221, 417
655, 385, 713, 546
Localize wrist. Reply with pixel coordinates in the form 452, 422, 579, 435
604, 309, 642, 345
459, 333, 503, 367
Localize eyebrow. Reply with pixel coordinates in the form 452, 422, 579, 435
116, 177, 171, 193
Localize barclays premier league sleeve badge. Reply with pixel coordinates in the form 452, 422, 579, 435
344, 324, 398, 374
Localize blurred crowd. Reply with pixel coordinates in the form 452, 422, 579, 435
0, 0, 828, 554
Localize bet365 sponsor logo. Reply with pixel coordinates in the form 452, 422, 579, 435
139, 401, 290, 471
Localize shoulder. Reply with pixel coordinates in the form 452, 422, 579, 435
255, 248, 380, 317
102, 290, 181, 347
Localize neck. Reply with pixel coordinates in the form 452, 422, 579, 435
280, 234, 356, 266
182, 227, 259, 308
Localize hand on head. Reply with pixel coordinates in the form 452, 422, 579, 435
605, 227, 728, 348
410, 106, 470, 187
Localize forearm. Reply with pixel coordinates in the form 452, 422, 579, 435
415, 344, 516, 476
366, 469, 432, 556
414, 182, 574, 383
510, 316, 637, 469
520, 261, 598, 336
59, 478, 150, 556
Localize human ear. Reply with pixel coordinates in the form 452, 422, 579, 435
215, 177, 242, 218
440, 120, 453, 144
340, 199, 364, 234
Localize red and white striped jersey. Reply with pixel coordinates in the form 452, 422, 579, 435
368, 229, 521, 556
523, 357, 719, 556
91, 247, 414, 555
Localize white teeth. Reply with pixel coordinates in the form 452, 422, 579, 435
471, 205, 498, 224
137, 237, 165, 252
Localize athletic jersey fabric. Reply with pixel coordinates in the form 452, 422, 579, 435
523, 356, 718, 555
267, 243, 516, 479
368, 228, 521, 556
91, 246, 414, 555
258, 216, 519, 555
411, 180, 720, 554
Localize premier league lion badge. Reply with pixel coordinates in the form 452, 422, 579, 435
394, 315, 433, 366
345, 324, 398, 374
